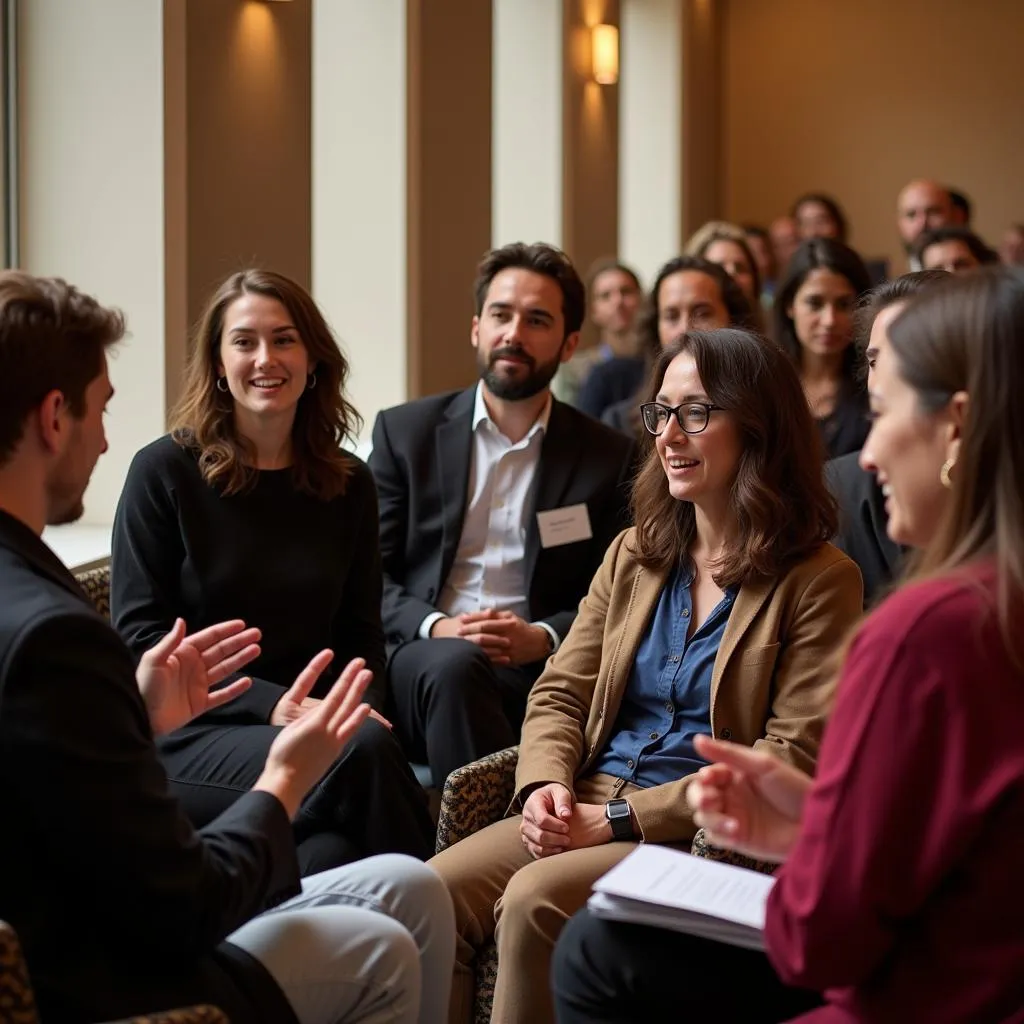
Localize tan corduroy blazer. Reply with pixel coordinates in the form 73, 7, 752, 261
515, 528, 864, 845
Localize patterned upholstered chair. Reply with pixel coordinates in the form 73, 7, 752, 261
435, 746, 779, 1023
75, 564, 111, 621
0, 920, 227, 1024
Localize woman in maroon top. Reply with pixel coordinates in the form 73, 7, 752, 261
552, 266, 1024, 1023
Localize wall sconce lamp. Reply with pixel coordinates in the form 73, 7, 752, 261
591, 24, 619, 85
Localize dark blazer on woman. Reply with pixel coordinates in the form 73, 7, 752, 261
0, 511, 298, 1024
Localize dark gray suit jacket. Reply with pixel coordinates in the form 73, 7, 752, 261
0, 510, 299, 1024
369, 388, 637, 650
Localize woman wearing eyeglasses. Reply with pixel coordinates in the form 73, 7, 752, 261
428, 328, 863, 1024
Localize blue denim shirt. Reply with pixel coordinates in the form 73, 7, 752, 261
591, 566, 736, 787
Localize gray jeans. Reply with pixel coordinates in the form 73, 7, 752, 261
228, 854, 454, 1024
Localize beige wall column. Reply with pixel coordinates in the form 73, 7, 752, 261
312, 0, 406, 444
406, 0, 492, 399
21, 0, 166, 526
562, 0, 620, 298
680, 0, 724, 240
619, 0, 682, 285
492, 0, 563, 249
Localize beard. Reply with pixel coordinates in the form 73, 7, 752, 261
478, 341, 565, 401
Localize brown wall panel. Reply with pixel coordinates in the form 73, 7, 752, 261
406, 0, 492, 398
183, 0, 311, 333
723, 0, 1024, 271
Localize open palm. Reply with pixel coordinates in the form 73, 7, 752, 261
136, 618, 261, 736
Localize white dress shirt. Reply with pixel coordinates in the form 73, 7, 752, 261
418, 384, 560, 652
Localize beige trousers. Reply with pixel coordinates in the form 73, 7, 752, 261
428, 773, 645, 1024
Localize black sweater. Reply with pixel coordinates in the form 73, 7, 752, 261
111, 435, 387, 715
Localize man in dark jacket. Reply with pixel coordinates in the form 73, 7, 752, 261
0, 271, 452, 1024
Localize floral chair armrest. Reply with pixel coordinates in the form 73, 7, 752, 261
690, 827, 779, 875
435, 746, 520, 854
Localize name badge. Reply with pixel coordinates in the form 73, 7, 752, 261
536, 503, 593, 549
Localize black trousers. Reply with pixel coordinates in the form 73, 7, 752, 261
552, 908, 824, 1023
387, 637, 539, 787
158, 718, 435, 874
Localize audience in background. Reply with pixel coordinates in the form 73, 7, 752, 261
551, 258, 642, 408
791, 192, 848, 243
684, 221, 763, 317
591, 256, 754, 438
431, 327, 862, 1024
0, 270, 454, 1024
948, 187, 972, 225
742, 224, 778, 305
769, 215, 801, 277
896, 179, 956, 268
112, 269, 435, 872
553, 266, 1024, 1024
914, 225, 998, 273
827, 270, 951, 606
774, 238, 873, 459
999, 222, 1024, 266
368, 242, 635, 791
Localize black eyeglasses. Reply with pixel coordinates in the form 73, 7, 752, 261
640, 401, 723, 436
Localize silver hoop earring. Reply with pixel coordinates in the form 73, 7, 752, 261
306, 373, 317, 390
216, 377, 229, 393
940, 458, 955, 489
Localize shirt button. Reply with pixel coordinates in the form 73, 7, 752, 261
669, 655, 680, 663
720, 728, 732, 740
665, 702, 674, 714
626, 759, 634, 769
681, 609, 690, 618
649, 731, 659, 740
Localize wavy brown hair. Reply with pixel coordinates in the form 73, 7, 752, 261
887, 267, 1024, 662
170, 269, 361, 500
631, 328, 837, 586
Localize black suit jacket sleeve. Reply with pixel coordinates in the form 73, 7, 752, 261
370, 410, 441, 641
111, 452, 283, 724
3, 612, 300, 958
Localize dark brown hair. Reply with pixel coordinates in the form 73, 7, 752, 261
170, 269, 361, 500
631, 328, 837, 586
887, 267, 1024, 658
0, 272, 124, 467
913, 226, 999, 268
473, 242, 585, 337
773, 238, 873, 398
852, 269, 952, 380
634, 256, 755, 360
586, 256, 641, 293
790, 192, 849, 243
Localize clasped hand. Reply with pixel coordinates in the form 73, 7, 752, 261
432, 608, 551, 666
519, 783, 612, 859
686, 734, 812, 862
136, 618, 261, 736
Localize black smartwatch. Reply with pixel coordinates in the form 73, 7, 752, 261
605, 798, 633, 841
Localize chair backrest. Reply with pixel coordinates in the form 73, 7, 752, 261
0, 919, 39, 1024
75, 565, 111, 621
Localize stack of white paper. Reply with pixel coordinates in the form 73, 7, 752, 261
588, 844, 776, 951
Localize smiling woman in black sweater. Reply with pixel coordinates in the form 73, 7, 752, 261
112, 269, 433, 873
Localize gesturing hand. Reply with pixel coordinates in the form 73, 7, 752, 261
136, 618, 261, 737
256, 655, 373, 818
520, 782, 574, 859
687, 735, 812, 862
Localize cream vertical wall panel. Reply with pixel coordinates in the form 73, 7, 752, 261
312, 0, 406, 450
492, 0, 562, 249
20, 0, 165, 526
619, 0, 682, 285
